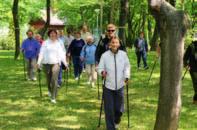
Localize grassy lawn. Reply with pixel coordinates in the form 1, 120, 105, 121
0, 49, 196, 130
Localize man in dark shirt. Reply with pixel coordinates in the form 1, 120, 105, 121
95, 24, 126, 64
184, 34, 197, 104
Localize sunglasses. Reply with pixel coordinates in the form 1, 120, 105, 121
107, 30, 115, 32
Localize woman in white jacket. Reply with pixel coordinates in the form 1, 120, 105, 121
37, 29, 67, 104
98, 37, 130, 130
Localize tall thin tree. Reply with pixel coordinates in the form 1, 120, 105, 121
12, 0, 20, 60
118, 0, 129, 46
40, 0, 50, 38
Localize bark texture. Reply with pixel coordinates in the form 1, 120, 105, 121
149, 1, 189, 130
118, 0, 128, 46
12, 0, 20, 60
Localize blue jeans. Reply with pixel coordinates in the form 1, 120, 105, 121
72, 56, 83, 78
104, 87, 124, 130
136, 51, 148, 68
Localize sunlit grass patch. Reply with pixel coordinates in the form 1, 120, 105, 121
0, 49, 196, 130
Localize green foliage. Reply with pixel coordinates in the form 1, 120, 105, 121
0, 49, 197, 130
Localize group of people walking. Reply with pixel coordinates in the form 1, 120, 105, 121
21, 23, 197, 130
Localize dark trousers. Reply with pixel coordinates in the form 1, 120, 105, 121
190, 71, 197, 101
136, 51, 147, 68
103, 87, 124, 130
58, 64, 63, 86
72, 56, 83, 78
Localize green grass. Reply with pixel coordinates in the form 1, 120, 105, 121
0, 49, 196, 130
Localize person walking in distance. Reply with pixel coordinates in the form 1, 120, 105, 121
134, 32, 149, 70
80, 35, 97, 87
21, 30, 40, 81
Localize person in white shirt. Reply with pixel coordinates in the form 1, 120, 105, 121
81, 25, 92, 42
97, 37, 130, 130
37, 29, 68, 104
65, 30, 74, 49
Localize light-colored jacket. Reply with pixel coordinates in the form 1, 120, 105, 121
98, 50, 130, 90
37, 39, 67, 67
80, 44, 97, 64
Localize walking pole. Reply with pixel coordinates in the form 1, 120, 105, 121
22, 52, 26, 80
182, 66, 189, 80
66, 68, 69, 93
126, 82, 130, 128
147, 57, 157, 87
78, 67, 80, 85
97, 79, 105, 127
97, 73, 100, 100
38, 69, 42, 97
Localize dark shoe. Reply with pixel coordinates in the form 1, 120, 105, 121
193, 100, 197, 104
144, 66, 149, 70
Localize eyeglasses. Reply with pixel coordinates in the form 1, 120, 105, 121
107, 30, 115, 32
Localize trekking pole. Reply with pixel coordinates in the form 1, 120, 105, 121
38, 69, 42, 97
126, 82, 130, 128
147, 57, 158, 87
66, 68, 69, 93
182, 66, 189, 80
78, 67, 80, 85
97, 79, 105, 128
97, 73, 100, 100
22, 52, 26, 80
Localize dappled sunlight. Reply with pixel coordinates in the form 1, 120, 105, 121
1, 50, 197, 129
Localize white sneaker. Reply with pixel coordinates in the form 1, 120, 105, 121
91, 82, 95, 87
115, 124, 119, 129
32, 77, 37, 81
75, 77, 79, 80
51, 99, 56, 104
48, 91, 51, 97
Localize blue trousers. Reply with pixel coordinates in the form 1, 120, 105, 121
136, 51, 148, 68
103, 87, 124, 130
72, 56, 83, 78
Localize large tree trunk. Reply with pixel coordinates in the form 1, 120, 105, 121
40, 0, 50, 38
150, 21, 159, 51
150, 0, 176, 51
12, 0, 20, 60
149, 1, 189, 130
118, 0, 128, 46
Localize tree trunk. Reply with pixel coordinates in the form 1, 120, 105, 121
12, 0, 20, 60
118, 0, 128, 46
166, 0, 176, 7
109, 0, 115, 23
150, 21, 159, 51
127, 2, 134, 47
149, 1, 189, 130
40, 0, 50, 38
